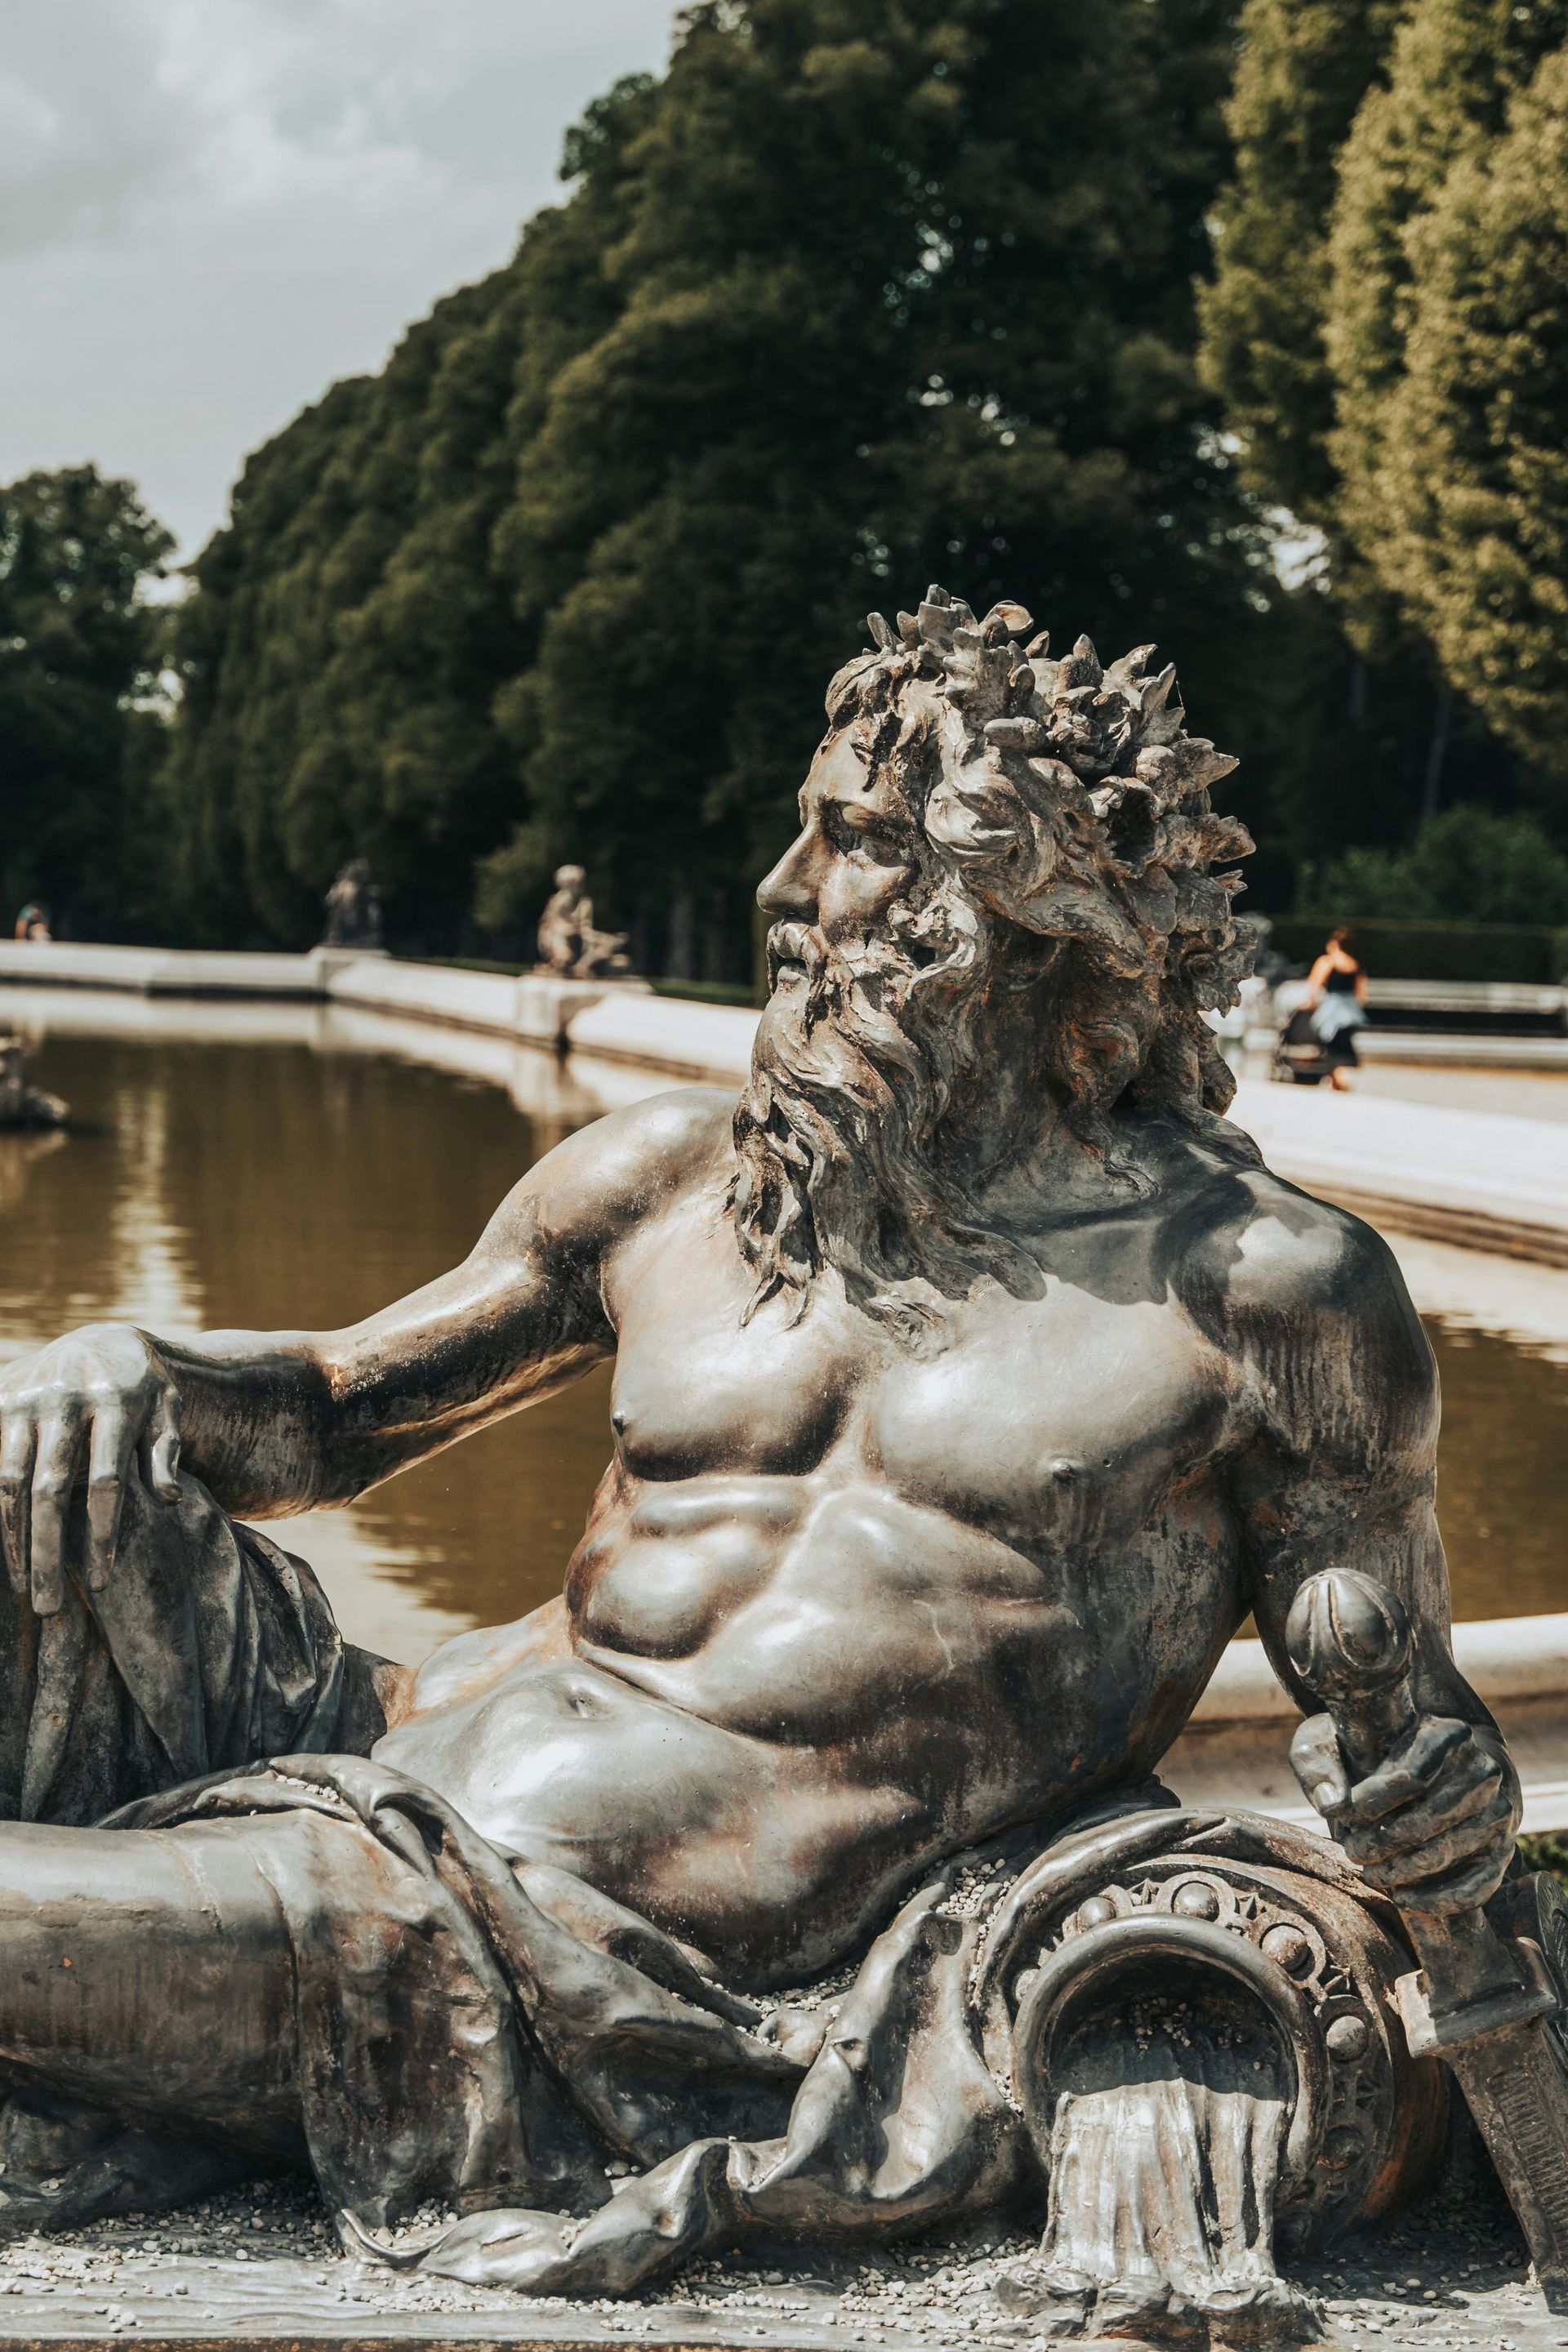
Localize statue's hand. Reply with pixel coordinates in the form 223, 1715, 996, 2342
1291, 1709, 1518, 1914
0, 1325, 181, 1615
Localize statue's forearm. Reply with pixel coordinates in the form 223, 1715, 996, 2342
132, 1147, 622, 1521
154, 1330, 345, 1517
154, 1299, 608, 1521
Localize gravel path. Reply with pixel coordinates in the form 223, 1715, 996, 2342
0, 2161, 1558, 2347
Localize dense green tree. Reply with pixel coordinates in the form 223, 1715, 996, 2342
483, 0, 1267, 968
1198, 0, 1568, 861
1307, 804, 1568, 923
1198, 0, 1407, 532
165, 2, 1278, 964
1348, 43, 1568, 772
1326, 0, 1568, 653
0, 466, 172, 939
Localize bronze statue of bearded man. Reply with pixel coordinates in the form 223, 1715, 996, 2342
0, 590, 1532, 2333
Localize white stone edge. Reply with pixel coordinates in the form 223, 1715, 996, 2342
1192, 1615, 1568, 1724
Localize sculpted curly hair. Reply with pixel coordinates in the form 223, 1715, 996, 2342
731, 586, 1259, 1328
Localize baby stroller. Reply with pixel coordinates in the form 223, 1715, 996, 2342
1274, 1002, 1334, 1085
1273, 989, 1367, 1085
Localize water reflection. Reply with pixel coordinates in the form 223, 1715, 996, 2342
2, 999, 1564, 1659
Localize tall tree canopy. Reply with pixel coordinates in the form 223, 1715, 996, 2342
0, 466, 172, 939
1333, 22, 1568, 770
1203, 0, 1568, 822
1197, 0, 1406, 534
164, 0, 1272, 964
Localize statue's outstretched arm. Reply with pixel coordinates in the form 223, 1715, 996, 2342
0, 1088, 732, 1616
1225, 1201, 1520, 1917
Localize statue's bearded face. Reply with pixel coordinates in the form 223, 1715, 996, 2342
732, 689, 1025, 1328
728, 593, 1254, 1328
760, 724, 927, 988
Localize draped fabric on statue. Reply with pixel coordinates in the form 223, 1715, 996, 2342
0, 1468, 1025, 2274
0, 1471, 1386, 2298
0, 1473, 364, 1826
113, 1757, 1036, 2292
0, 1737, 1040, 2282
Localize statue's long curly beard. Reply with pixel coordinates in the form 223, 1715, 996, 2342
730, 915, 1043, 1334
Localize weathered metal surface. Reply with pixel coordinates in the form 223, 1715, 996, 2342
1288, 1570, 1568, 2313
0, 591, 1541, 2332
971, 1808, 1444, 2336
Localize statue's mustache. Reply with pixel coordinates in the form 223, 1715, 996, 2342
765, 922, 830, 992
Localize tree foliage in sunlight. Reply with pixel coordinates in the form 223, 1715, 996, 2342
1337, 38, 1568, 772
1198, 0, 1406, 536
162, 0, 1271, 963
1202, 0, 1568, 848
0, 465, 172, 938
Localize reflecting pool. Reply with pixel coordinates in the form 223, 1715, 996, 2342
2, 996, 1565, 1660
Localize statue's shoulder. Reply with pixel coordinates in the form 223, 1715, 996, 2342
531, 1086, 735, 1228
1174, 1150, 1430, 1351
1174, 1154, 1436, 1441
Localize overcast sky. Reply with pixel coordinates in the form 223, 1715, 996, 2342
0, 0, 678, 561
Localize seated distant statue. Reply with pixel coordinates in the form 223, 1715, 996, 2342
0, 591, 1543, 2328
0, 1029, 66, 1130
12, 903, 51, 943
536, 862, 630, 978
319, 859, 383, 951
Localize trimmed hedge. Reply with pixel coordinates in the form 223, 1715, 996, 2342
1266, 917, 1568, 984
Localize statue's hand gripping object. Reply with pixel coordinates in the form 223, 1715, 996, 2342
1289, 1570, 1568, 2313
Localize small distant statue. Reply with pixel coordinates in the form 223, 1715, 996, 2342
12, 902, 51, 943
536, 862, 630, 979
0, 1029, 67, 1129
320, 861, 383, 952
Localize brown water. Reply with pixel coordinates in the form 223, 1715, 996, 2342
2, 1013, 1565, 1659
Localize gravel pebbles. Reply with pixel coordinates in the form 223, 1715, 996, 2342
0, 2158, 1558, 2346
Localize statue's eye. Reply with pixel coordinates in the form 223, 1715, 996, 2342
825, 807, 902, 862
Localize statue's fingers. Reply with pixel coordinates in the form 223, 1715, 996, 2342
1340, 1755, 1503, 1864
29, 1410, 81, 1616
0, 1415, 35, 1596
1374, 1794, 1517, 1900
1348, 1717, 1470, 1824
138, 1397, 181, 1504
84, 1408, 134, 1592
1395, 1842, 1517, 1915
1289, 1713, 1349, 1819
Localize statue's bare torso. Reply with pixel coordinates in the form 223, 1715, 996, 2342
0, 1080, 1496, 1999
377, 1094, 1285, 1982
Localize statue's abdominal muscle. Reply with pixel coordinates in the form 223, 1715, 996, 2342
377, 1298, 1245, 1961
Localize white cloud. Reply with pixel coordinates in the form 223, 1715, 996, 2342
0, 0, 675, 554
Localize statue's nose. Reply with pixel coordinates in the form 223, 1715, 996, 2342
756, 836, 817, 920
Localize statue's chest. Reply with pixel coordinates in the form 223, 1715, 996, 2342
869, 1290, 1232, 1542
605, 1215, 868, 1474
608, 1220, 1232, 1539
